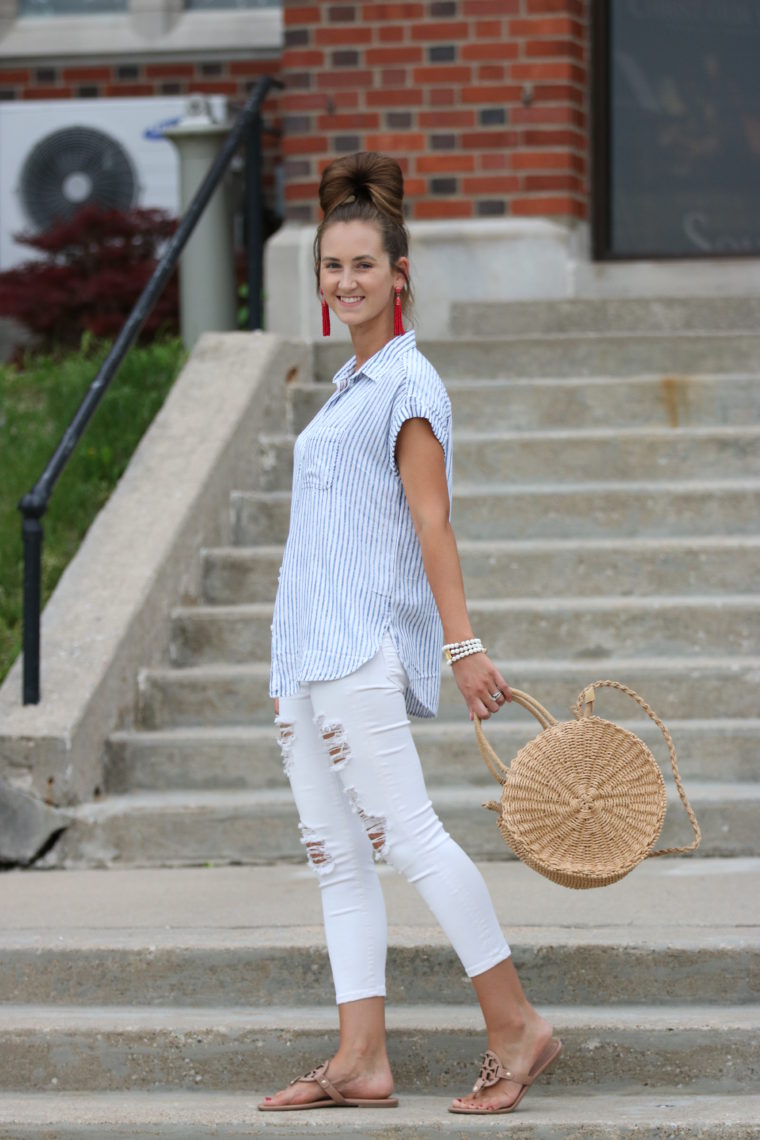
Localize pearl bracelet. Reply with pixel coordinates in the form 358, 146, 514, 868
443, 638, 486, 665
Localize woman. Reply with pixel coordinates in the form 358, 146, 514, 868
259, 152, 561, 1115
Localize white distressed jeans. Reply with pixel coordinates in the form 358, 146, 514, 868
276, 633, 511, 1004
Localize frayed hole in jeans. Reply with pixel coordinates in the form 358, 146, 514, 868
315, 715, 351, 771
275, 717, 295, 780
345, 786, 388, 862
299, 823, 334, 876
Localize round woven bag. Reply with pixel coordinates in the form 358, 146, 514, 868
475, 681, 701, 889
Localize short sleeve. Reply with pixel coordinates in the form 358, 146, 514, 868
389, 365, 451, 475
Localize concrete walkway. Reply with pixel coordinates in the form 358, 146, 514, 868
1, 858, 758, 941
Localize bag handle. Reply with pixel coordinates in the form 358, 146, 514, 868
574, 680, 701, 857
474, 688, 556, 785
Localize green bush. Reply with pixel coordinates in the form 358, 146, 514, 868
0, 336, 186, 684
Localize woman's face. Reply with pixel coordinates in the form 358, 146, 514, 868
319, 219, 407, 334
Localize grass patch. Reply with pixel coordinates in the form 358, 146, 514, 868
0, 337, 186, 685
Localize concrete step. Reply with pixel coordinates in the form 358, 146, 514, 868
313, 333, 760, 382
255, 427, 760, 492
455, 426, 760, 483
2, 1092, 760, 1140
168, 596, 760, 668
447, 374, 760, 432
289, 374, 760, 434
450, 295, 760, 337
105, 718, 760, 793
231, 481, 760, 544
201, 537, 760, 605
0, 1002, 755, 1093
254, 434, 294, 492
136, 657, 760, 729
3, 921, 754, 1011
451, 479, 760, 542
2, 861, 756, 1008
45, 781, 756, 868
2, 1091, 759, 1139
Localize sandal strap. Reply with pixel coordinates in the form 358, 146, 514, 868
472, 1049, 532, 1093
290, 1061, 347, 1105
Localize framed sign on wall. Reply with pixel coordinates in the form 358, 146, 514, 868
592, 0, 760, 259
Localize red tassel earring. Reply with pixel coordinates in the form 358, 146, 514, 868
321, 292, 331, 337
393, 287, 404, 337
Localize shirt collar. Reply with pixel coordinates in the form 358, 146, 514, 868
333, 329, 416, 392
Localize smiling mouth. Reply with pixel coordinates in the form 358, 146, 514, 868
338, 295, 364, 305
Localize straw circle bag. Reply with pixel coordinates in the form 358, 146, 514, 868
475, 680, 701, 889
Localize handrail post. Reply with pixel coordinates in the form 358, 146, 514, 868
19, 493, 45, 705
245, 108, 264, 331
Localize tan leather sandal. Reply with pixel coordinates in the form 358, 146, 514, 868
449, 1037, 562, 1115
258, 1060, 399, 1111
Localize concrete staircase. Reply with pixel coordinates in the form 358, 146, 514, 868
2, 297, 758, 1135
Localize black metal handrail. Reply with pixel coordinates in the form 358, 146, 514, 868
17, 74, 283, 705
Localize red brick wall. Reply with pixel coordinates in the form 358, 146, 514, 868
281, 0, 589, 223
0, 57, 279, 103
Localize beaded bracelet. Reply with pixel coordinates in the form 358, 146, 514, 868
443, 638, 487, 665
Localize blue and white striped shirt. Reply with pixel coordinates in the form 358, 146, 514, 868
269, 329, 452, 718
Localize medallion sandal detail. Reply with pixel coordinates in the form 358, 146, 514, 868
449, 1037, 563, 1115
258, 1061, 399, 1111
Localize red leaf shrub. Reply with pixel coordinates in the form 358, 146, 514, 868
0, 205, 179, 353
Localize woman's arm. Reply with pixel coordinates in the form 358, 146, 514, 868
396, 417, 511, 720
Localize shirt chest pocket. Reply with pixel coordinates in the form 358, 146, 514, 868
295, 425, 347, 491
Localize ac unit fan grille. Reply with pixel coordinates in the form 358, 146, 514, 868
19, 125, 137, 230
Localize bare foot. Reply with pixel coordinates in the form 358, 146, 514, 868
258, 1054, 395, 1109
450, 1013, 557, 1113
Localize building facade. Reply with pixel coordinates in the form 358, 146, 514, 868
3, 0, 760, 336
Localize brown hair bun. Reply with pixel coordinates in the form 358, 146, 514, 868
319, 151, 405, 229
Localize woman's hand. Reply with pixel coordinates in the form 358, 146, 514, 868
451, 653, 512, 721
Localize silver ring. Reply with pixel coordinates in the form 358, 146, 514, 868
490, 690, 502, 701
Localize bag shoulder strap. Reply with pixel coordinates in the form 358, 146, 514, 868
575, 680, 701, 857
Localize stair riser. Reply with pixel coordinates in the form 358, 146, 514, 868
291, 376, 760, 434
255, 437, 293, 492
137, 665, 760, 729
48, 794, 758, 869
314, 335, 760, 382
436, 666, 759, 721
232, 487, 760, 544
256, 434, 760, 492
202, 544, 760, 605
104, 723, 760, 794
0, 1023, 755, 1094
451, 379, 760, 432
2, 944, 754, 1008
456, 434, 760, 483
169, 604, 760, 668
202, 550, 280, 604
451, 296, 760, 337
452, 487, 760, 542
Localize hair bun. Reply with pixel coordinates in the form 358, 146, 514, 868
319, 151, 404, 227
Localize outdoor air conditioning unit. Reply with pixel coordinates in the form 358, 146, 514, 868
0, 95, 227, 269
